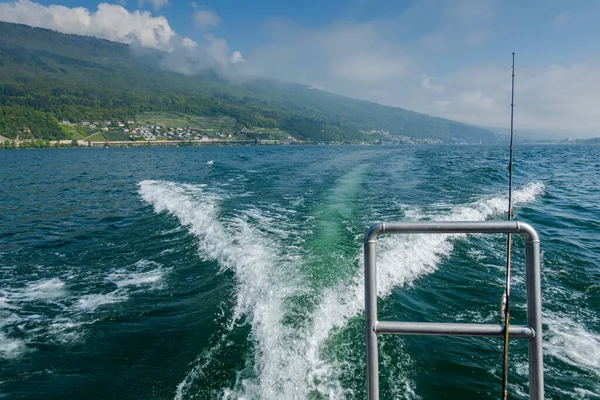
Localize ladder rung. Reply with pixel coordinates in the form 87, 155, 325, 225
374, 321, 534, 338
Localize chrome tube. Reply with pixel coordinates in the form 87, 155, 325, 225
363, 221, 543, 400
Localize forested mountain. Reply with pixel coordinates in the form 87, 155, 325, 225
0, 21, 495, 143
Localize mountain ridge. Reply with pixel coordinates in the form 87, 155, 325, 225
0, 21, 495, 143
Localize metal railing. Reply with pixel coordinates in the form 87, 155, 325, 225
364, 221, 543, 399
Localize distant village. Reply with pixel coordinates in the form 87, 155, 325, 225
359, 129, 444, 144
43, 119, 300, 148
68, 119, 236, 142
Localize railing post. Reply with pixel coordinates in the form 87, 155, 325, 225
523, 224, 544, 399
365, 224, 381, 400
363, 221, 543, 399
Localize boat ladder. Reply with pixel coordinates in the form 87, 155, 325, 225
364, 221, 543, 399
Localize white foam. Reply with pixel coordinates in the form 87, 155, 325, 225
76, 292, 128, 311
112, 272, 162, 287
6, 278, 67, 302
242, 207, 301, 240
107, 260, 166, 289
0, 278, 69, 360
545, 314, 600, 374
48, 319, 89, 345
140, 180, 306, 399
0, 278, 68, 358
0, 331, 28, 359
1, 258, 170, 362
0, 296, 17, 309
75, 261, 166, 312
574, 388, 600, 399
146, 179, 545, 399
140, 180, 292, 322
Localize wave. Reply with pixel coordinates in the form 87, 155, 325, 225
139, 179, 545, 399
0, 331, 28, 360
545, 315, 600, 374
78, 260, 167, 312
140, 180, 305, 399
3, 277, 66, 302
0, 260, 167, 360
76, 292, 128, 311
519, 312, 600, 399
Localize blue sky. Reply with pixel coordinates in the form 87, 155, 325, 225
1, 0, 600, 137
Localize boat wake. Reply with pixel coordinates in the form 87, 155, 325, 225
138, 179, 546, 399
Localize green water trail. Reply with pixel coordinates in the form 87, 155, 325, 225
304, 164, 369, 288
282, 164, 368, 331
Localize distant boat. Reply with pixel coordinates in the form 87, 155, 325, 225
207, 160, 214, 165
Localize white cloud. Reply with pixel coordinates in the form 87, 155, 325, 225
230, 51, 245, 64
0, 0, 245, 75
182, 37, 198, 48
245, 19, 414, 88
332, 52, 407, 84
419, 62, 600, 135
0, 0, 175, 50
193, 9, 221, 30
161, 34, 241, 75
138, 0, 170, 11
421, 75, 444, 94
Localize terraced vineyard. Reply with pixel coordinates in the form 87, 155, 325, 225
136, 113, 236, 131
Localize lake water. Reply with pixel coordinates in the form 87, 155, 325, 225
1, 145, 598, 399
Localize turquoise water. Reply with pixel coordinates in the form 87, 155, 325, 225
0, 145, 598, 399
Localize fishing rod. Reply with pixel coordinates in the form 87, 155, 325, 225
501, 52, 515, 400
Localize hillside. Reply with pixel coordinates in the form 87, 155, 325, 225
0, 21, 495, 143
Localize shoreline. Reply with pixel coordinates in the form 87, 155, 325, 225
0, 138, 315, 149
